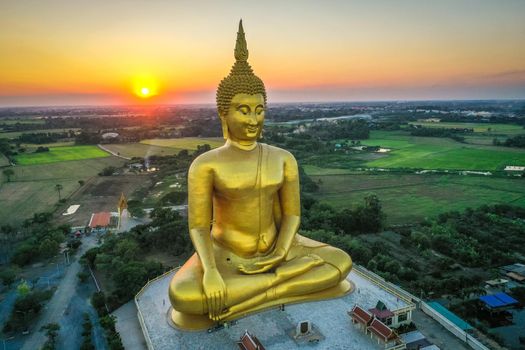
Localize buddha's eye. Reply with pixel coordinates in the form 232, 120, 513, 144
256, 107, 264, 115
238, 106, 249, 115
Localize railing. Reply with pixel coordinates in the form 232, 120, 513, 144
420, 302, 489, 350
353, 265, 418, 308
134, 267, 180, 350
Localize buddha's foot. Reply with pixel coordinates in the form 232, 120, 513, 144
217, 279, 354, 322
274, 254, 324, 281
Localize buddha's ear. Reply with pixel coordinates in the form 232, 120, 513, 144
219, 115, 229, 140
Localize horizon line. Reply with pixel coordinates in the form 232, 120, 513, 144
1, 98, 524, 110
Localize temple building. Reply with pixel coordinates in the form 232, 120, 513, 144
88, 211, 116, 233
349, 304, 407, 350
237, 330, 265, 350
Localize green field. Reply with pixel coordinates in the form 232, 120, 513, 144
0, 128, 80, 139
409, 122, 524, 134
0, 156, 124, 225
102, 143, 181, 158
0, 119, 45, 126
308, 172, 525, 224
14, 145, 109, 165
140, 137, 224, 149
104, 138, 225, 158
360, 131, 525, 171
301, 165, 356, 175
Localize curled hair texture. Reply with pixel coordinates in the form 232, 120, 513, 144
216, 20, 267, 116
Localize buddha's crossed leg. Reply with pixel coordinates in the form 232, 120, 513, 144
217, 244, 352, 320
169, 243, 352, 320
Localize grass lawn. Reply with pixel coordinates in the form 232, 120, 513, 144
310, 172, 525, 224
408, 122, 524, 134
0, 156, 125, 225
14, 145, 109, 165
462, 135, 501, 145
360, 131, 525, 171
140, 137, 224, 149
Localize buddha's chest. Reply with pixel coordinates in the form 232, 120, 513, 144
213, 157, 284, 196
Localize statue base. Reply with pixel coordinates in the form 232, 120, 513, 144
169, 280, 353, 331
136, 268, 414, 349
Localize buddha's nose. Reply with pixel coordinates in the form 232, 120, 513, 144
246, 114, 258, 125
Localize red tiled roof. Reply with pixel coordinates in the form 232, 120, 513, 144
237, 331, 265, 350
89, 212, 111, 228
368, 318, 395, 341
350, 305, 373, 324
369, 307, 394, 319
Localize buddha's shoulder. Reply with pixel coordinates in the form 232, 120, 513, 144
262, 143, 296, 161
188, 149, 220, 172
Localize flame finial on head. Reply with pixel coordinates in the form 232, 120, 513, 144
234, 19, 249, 61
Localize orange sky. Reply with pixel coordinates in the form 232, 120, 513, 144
1, 0, 524, 106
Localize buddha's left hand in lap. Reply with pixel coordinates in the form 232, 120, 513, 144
238, 247, 287, 274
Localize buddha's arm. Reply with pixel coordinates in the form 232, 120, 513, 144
187, 157, 226, 320
274, 153, 301, 254
239, 152, 300, 274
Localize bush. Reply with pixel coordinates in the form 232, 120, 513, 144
160, 191, 187, 205
41, 323, 60, 350
3, 290, 53, 333
99, 166, 117, 176
0, 267, 18, 286
99, 315, 124, 350
91, 292, 107, 316
81, 313, 94, 350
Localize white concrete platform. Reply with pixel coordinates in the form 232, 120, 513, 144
136, 268, 411, 350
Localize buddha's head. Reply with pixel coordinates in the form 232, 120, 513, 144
216, 20, 267, 142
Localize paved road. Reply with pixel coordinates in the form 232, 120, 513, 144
21, 236, 98, 350
97, 144, 131, 160
412, 309, 470, 349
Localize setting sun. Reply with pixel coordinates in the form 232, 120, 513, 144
132, 75, 159, 99
141, 87, 150, 96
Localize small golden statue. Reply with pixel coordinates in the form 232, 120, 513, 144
168, 20, 353, 330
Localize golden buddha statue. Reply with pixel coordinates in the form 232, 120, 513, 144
168, 20, 353, 330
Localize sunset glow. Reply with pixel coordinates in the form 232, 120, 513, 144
0, 0, 524, 106
132, 75, 159, 100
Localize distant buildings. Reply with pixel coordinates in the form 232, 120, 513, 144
501, 263, 525, 283
479, 292, 519, 314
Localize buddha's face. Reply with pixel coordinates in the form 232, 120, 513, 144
222, 93, 265, 142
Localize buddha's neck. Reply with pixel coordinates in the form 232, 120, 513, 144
226, 139, 258, 151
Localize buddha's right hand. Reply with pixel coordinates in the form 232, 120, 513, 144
202, 268, 227, 321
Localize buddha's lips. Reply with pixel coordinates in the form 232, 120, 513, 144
246, 126, 258, 133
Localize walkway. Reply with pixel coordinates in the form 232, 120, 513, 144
21, 236, 99, 350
